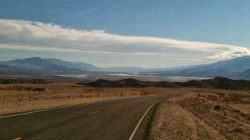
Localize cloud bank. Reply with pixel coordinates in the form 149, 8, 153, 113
0, 19, 249, 62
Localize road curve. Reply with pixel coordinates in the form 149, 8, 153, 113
0, 94, 177, 140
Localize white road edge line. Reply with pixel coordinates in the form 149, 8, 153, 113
88, 110, 101, 115
128, 103, 154, 140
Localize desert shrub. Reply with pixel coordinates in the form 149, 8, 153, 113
0, 79, 47, 84
207, 94, 219, 101
32, 88, 46, 92
140, 91, 150, 95
214, 105, 221, 110
218, 93, 225, 97
230, 127, 244, 133
0, 85, 45, 92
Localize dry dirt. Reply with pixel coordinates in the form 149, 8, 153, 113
149, 88, 250, 140
0, 83, 175, 115
1, 83, 250, 140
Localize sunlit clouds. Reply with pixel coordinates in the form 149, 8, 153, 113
0, 19, 249, 67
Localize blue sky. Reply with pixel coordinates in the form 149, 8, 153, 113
0, 0, 250, 67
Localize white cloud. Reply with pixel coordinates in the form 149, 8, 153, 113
206, 47, 250, 60
0, 19, 249, 61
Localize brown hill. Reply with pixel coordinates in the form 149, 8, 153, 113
83, 77, 250, 90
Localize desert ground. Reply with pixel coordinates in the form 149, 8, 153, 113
149, 88, 250, 140
0, 81, 249, 140
0, 82, 171, 115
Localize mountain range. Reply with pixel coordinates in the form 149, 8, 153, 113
0, 57, 147, 75
0, 56, 250, 79
156, 56, 250, 79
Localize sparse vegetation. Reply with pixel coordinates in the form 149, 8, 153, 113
0, 79, 47, 84
1, 79, 249, 140
0, 83, 171, 115
0, 84, 45, 92
149, 88, 250, 140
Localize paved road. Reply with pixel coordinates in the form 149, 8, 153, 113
0, 94, 177, 140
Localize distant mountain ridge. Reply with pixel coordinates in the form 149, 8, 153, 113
0, 57, 150, 75
156, 56, 250, 79
0, 57, 85, 75
0, 56, 250, 79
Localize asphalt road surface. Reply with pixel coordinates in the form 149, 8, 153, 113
0, 93, 178, 140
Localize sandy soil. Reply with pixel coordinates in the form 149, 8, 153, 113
1, 83, 249, 140
149, 88, 250, 140
0, 83, 175, 115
